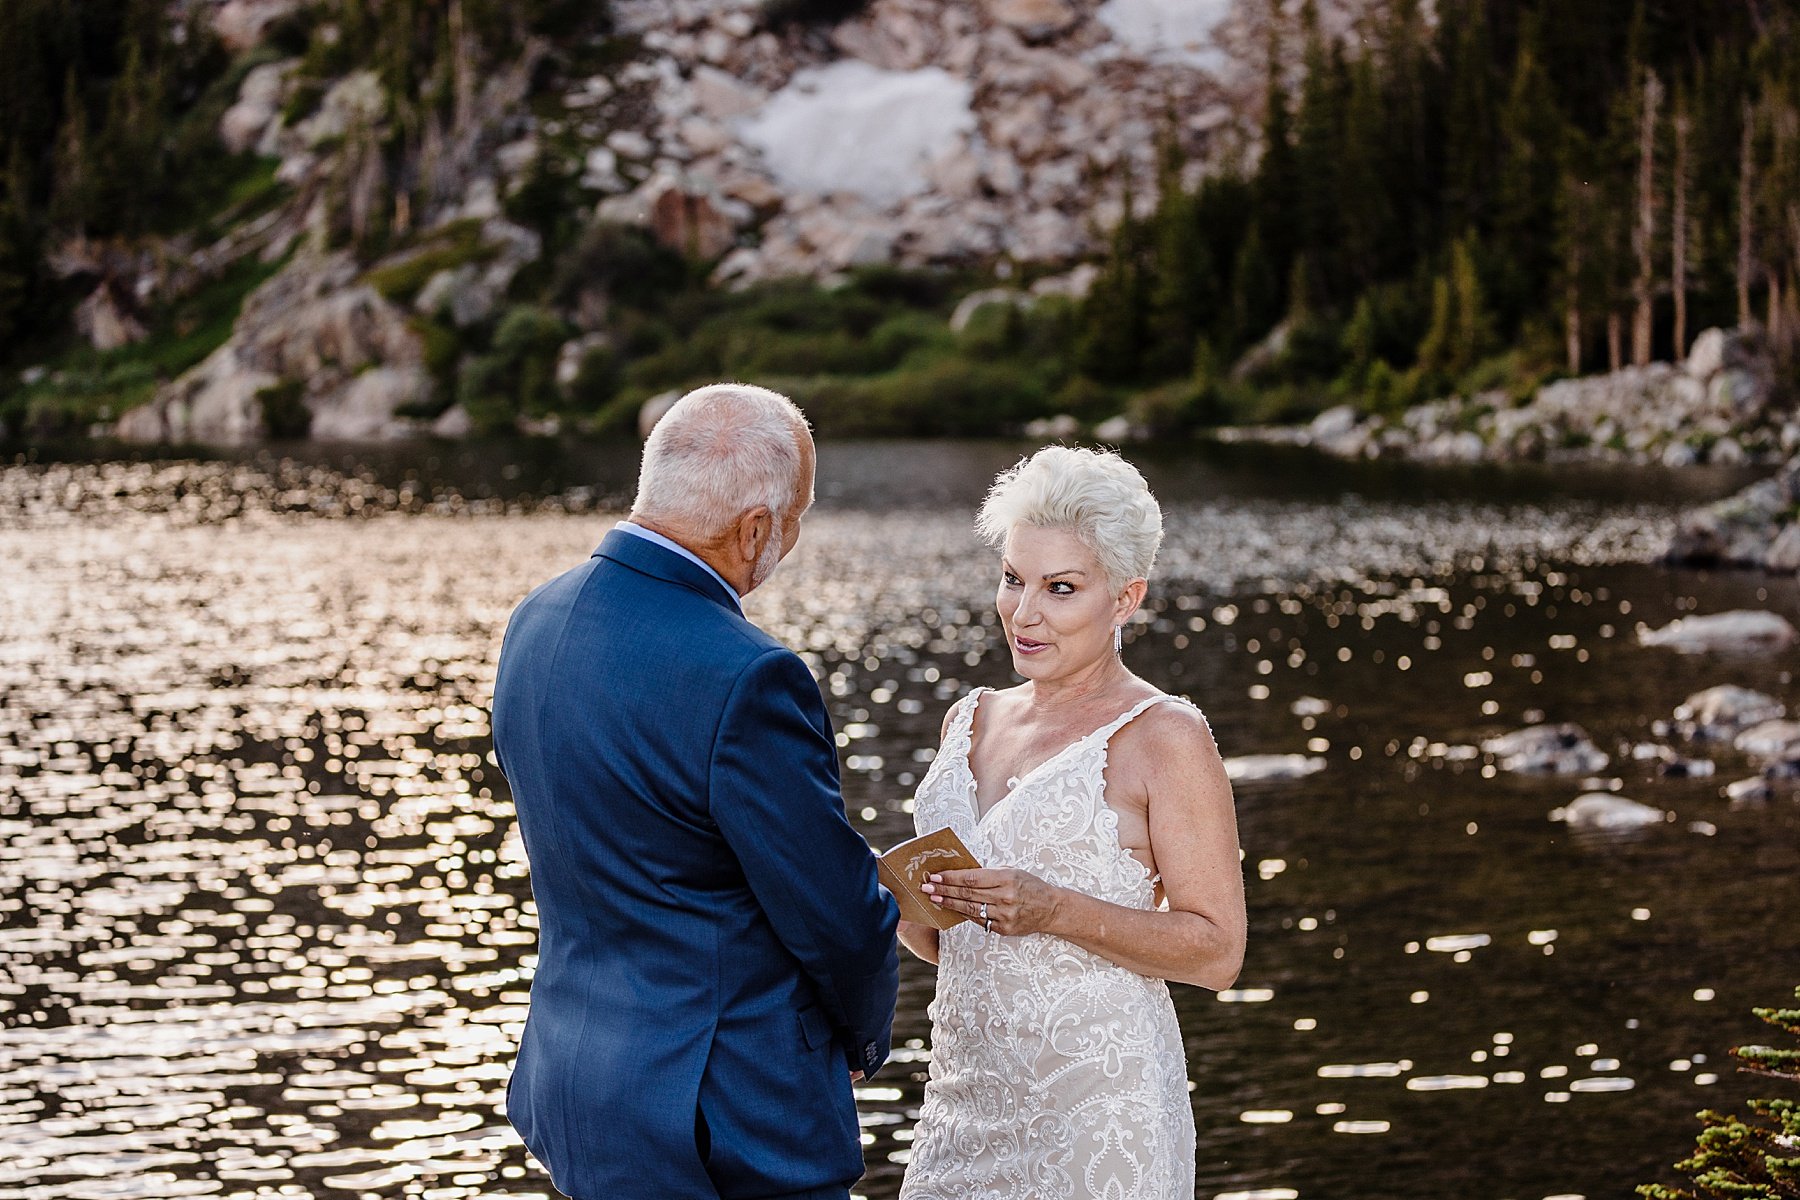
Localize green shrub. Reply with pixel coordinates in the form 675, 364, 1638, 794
255, 379, 311, 438
457, 305, 570, 432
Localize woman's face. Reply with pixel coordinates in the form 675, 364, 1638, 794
996, 524, 1129, 683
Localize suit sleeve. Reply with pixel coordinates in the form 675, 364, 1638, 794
708, 647, 901, 1079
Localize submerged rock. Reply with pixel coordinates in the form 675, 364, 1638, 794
1223, 754, 1327, 784
1733, 719, 1800, 760
1724, 776, 1774, 805
1638, 610, 1799, 653
1482, 724, 1610, 775
1550, 793, 1666, 829
1674, 685, 1787, 738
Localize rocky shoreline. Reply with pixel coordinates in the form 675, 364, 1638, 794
1218, 327, 1796, 471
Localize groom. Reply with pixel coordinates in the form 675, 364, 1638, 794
491, 383, 900, 1200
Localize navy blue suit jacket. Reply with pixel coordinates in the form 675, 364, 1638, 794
491, 529, 901, 1199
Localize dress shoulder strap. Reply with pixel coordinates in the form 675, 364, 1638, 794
950, 686, 991, 738
1092, 692, 1196, 745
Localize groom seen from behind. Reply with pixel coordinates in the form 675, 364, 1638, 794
491, 383, 901, 1200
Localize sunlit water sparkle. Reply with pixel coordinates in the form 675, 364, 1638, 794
2, 441, 1796, 1200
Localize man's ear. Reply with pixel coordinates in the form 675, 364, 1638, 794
735, 505, 772, 564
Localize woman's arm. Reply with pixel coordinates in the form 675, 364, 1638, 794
921, 705, 1246, 990
897, 920, 940, 964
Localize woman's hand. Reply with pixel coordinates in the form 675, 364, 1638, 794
921, 868, 1064, 936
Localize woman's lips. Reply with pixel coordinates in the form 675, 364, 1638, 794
1013, 635, 1049, 654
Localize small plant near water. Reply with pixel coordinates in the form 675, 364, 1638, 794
1638, 987, 1800, 1200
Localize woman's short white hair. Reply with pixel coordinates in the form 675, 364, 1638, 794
634, 383, 810, 536
975, 445, 1163, 591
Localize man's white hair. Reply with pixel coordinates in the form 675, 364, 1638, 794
975, 445, 1163, 591
634, 383, 811, 536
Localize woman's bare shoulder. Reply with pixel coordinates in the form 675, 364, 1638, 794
1114, 697, 1223, 772
938, 683, 1025, 739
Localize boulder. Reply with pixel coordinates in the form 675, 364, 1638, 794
1482, 724, 1610, 775
1767, 523, 1800, 572
638, 388, 682, 439
1549, 793, 1666, 829
580, 146, 625, 193
219, 61, 295, 156
295, 71, 386, 148
1638, 610, 1798, 653
211, 0, 303, 52
1023, 414, 1080, 439
1708, 368, 1770, 420
430, 404, 473, 438
1309, 405, 1361, 441
1093, 414, 1145, 443
1685, 327, 1727, 379
117, 251, 428, 444
1675, 685, 1786, 738
311, 366, 431, 440
987, 0, 1081, 42
689, 65, 766, 121
74, 283, 147, 351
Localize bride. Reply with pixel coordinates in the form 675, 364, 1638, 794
898, 445, 1247, 1200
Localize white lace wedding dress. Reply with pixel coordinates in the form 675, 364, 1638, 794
900, 688, 1198, 1200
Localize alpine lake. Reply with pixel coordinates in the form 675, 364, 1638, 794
2, 437, 1797, 1200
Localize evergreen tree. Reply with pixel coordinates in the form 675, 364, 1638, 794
1144, 140, 1218, 380
1438, 0, 1496, 235
1255, 26, 1300, 297
1227, 222, 1280, 354
1076, 175, 1150, 382
48, 69, 92, 234
1494, 11, 1565, 329
1638, 986, 1800, 1200
1339, 52, 1396, 290
1415, 237, 1493, 387
1291, 1, 1345, 301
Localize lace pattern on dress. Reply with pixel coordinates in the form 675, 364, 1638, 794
900, 688, 1200, 1200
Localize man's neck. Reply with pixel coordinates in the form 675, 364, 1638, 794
628, 515, 749, 597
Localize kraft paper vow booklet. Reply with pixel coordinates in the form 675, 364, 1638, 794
878, 827, 982, 929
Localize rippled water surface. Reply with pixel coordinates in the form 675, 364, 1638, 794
3, 439, 1797, 1200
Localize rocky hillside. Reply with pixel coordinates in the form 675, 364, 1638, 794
44, 0, 1291, 442
8, 0, 1795, 450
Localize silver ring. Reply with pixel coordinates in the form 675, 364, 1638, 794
980, 902, 990, 932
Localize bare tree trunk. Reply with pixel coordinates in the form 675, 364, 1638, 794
1770, 273, 1783, 347
1565, 232, 1583, 373
1739, 102, 1756, 327
1607, 310, 1623, 372
1632, 71, 1662, 365
452, 0, 477, 139
1672, 107, 1690, 362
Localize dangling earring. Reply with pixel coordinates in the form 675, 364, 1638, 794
1113, 625, 1123, 655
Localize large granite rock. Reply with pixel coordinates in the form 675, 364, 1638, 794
116, 252, 430, 444
1667, 456, 1800, 573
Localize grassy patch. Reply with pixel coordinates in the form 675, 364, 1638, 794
361, 221, 495, 305
2, 254, 283, 437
